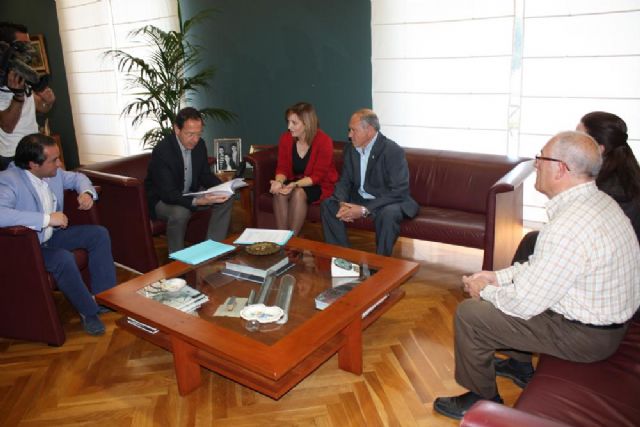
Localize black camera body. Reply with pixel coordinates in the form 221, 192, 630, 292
0, 40, 48, 93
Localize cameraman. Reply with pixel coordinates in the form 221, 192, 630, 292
0, 22, 55, 170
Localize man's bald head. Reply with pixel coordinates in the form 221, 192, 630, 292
548, 131, 602, 179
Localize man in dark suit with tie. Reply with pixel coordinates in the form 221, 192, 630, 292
144, 107, 233, 254
321, 109, 418, 256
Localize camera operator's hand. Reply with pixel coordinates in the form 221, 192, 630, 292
0, 71, 26, 133
35, 87, 55, 113
7, 70, 25, 93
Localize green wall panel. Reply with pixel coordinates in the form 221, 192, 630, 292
180, 0, 372, 155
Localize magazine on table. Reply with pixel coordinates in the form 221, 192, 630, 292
138, 281, 209, 313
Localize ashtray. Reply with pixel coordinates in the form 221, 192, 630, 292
240, 303, 284, 323
245, 241, 281, 256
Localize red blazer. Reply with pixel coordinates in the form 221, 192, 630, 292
275, 129, 338, 202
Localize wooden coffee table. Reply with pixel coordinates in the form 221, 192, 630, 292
97, 237, 418, 399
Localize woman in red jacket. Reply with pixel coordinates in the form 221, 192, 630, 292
270, 102, 338, 235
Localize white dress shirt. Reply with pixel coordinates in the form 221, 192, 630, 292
482, 182, 640, 325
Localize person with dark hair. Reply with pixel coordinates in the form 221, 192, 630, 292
0, 22, 56, 170
512, 112, 640, 264
0, 133, 116, 336
270, 102, 338, 236
230, 143, 239, 169
579, 111, 640, 239
217, 145, 227, 171
433, 131, 640, 420
144, 107, 232, 253
321, 108, 418, 256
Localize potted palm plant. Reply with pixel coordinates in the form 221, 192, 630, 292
106, 10, 234, 149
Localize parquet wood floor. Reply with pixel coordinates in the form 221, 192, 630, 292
0, 214, 525, 426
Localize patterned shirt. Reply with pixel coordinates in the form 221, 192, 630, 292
482, 181, 640, 324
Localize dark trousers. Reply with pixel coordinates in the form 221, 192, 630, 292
454, 299, 627, 398
41, 225, 116, 316
0, 156, 14, 171
155, 198, 233, 254
321, 195, 404, 256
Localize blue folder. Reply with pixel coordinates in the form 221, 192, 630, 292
169, 240, 235, 265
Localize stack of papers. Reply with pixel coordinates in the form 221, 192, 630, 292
183, 178, 248, 197
169, 240, 235, 265
234, 228, 293, 246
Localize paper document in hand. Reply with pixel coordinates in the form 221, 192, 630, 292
234, 228, 294, 245
184, 178, 247, 197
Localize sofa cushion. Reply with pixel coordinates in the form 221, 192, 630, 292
514, 319, 640, 426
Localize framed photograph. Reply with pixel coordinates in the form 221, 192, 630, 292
214, 138, 242, 172
28, 34, 49, 74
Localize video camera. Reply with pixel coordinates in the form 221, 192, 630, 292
0, 40, 48, 95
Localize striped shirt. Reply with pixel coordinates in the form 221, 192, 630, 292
482, 181, 640, 324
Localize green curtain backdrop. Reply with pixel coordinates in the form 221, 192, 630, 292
180, 0, 372, 154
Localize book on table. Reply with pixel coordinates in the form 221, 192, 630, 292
221, 251, 292, 283
233, 228, 293, 246
137, 282, 209, 313
314, 283, 359, 310
183, 178, 247, 197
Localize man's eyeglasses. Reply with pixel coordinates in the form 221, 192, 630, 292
535, 155, 571, 171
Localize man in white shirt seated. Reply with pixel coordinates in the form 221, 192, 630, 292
433, 130, 640, 420
0, 133, 116, 336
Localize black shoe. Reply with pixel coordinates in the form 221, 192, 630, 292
80, 314, 105, 336
433, 391, 503, 420
97, 304, 114, 314
494, 357, 534, 388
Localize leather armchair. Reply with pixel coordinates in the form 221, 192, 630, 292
0, 190, 99, 346
78, 153, 213, 273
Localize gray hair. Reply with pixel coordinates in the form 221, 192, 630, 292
354, 108, 380, 131
550, 131, 602, 178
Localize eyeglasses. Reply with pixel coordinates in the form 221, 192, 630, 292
535, 155, 571, 171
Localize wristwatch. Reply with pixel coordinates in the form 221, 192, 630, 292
361, 206, 370, 218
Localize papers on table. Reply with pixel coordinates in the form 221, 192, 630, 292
183, 178, 247, 197
234, 228, 293, 246
169, 240, 235, 265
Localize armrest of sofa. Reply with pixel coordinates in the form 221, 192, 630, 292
483, 160, 534, 270
245, 146, 279, 222
79, 169, 141, 187
63, 188, 101, 226
0, 224, 67, 345
76, 167, 158, 273
462, 401, 570, 427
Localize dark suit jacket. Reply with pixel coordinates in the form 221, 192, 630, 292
144, 134, 221, 218
331, 132, 419, 217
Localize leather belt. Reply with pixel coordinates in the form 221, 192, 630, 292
546, 310, 625, 330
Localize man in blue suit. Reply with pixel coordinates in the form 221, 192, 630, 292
0, 133, 116, 336
321, 109, 418, 256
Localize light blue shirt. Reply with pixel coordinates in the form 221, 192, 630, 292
357, 133, 378, 200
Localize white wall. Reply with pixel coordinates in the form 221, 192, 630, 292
56, 0, 179, 164
372, 0, 640, 224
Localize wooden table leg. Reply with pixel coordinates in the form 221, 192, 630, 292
338, 317, 363, 375
171, 336, 201, 395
